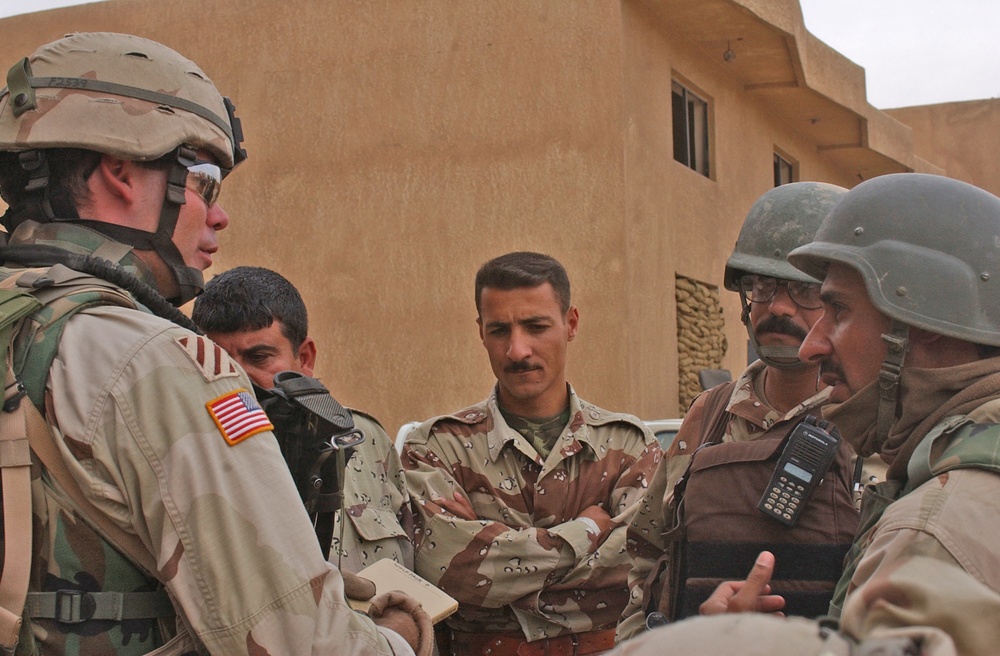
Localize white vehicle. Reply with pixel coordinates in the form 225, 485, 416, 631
643, 418, 684, 449
394, 420, 421, 453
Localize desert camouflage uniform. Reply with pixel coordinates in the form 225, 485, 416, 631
617, 359, 832, 640
829, 361, 1000, 617
331, 411, 414, 573
402, 386, 660, 640
608, 555, 1000, 656
12, 222, 411, 655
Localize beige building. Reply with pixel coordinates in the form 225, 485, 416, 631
0, 0, 996, 433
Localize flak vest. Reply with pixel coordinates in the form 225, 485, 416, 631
646, 382, 860, 621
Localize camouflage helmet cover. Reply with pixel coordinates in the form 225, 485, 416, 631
724, 181, 847, 291
789, 173, 1000, 347
0, 32, 243, 171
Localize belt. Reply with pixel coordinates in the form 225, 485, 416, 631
447, 628, 616, 656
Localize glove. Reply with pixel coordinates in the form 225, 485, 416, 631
369, 591, 435, 656
342, 570, 377, 601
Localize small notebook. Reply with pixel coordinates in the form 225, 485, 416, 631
346, 559, 458, 624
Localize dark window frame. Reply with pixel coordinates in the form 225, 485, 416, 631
672, 80, 710, 177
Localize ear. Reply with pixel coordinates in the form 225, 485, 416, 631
297, 336, 317, 376
477, 316, 485, 341
92, 155, 140, 205
565, 305, 580, 342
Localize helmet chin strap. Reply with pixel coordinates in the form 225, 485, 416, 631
11, 146, 206, 306
874, 319, 910, 453
740, 296, 809, 370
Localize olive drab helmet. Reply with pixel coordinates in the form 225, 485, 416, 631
724, 181, 847, 369
789, 173, 1000, 448
0, 32, 246, 305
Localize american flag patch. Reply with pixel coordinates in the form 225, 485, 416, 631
206, 389, 274, 446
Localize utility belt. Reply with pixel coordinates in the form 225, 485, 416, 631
440, 628, 616, 656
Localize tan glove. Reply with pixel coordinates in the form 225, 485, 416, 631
368, 591, 434, 656
341, 570, 377, 601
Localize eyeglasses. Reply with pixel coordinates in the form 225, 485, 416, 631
186, 161, 222, 207
738, 275, 822, 310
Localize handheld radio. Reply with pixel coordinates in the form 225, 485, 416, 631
758, 416, 840, 527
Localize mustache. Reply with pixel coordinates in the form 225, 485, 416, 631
820, 360, 845, 380
755, 315, 808, 341
505, 360, 541, 373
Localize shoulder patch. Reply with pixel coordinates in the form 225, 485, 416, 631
174, 335, 240, 381
206, 389, 274, 446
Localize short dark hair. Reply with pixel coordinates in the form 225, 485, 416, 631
192, 266, 308, 348
475, 251, 571, 315
0, 148, 100, 220
0, 148, 174, 225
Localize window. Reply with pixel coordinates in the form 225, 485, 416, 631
774, 152, 795, 186
672, 81, 709, 176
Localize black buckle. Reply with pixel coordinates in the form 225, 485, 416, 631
54, 589, 96, 624
2, 378, 26, 412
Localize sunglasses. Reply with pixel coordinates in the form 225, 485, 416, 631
185, 161, 222, 207
738, 275, 822, 310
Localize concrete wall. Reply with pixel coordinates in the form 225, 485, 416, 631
0, 0, 975, 434
887, 100, 1000, 197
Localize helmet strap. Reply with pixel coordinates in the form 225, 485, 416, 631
149, 145, 205, 305
55, 146, 205, 305
740, 293, 809, 370
874, 320, 910, 451
2, 151, 58, 229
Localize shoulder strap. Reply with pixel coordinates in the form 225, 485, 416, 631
698, 381, 737, 446
0, 288, 43, 650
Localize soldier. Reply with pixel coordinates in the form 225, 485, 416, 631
192, 265, 414, 573
617, 182, 861, 639
0, 33, 429, 655
402, 251, 661, 656
662, 173, 1000, 652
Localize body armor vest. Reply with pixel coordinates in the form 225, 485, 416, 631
649, 382, 860, 621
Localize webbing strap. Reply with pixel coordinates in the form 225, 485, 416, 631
0, 289, 43, 650
25, 589, 174, 623
0, 364, 31, 649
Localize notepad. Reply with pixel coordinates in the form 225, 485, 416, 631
346, 559, 458, 624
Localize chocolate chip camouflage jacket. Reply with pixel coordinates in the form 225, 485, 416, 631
402, 386, 660, 640
332, 411, 414, 572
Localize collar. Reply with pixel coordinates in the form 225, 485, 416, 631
7, 220, 159, 290
727, 359, 831, 431
484, 384, 600, 466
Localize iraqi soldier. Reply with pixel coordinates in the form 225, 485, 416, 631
192, 265, 415, 573
402, 251, 661, 656
660, 173, 1000, 652
0, 33, 428, 655
617, 182, 861, 640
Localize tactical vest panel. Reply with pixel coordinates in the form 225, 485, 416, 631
669, 433, 859, 619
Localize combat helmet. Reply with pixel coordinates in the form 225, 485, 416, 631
790, 173, 1000, 447
0, 32, 246, 305
725, 181, 847, 369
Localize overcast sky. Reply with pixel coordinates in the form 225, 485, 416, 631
2, 0, 998, 109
